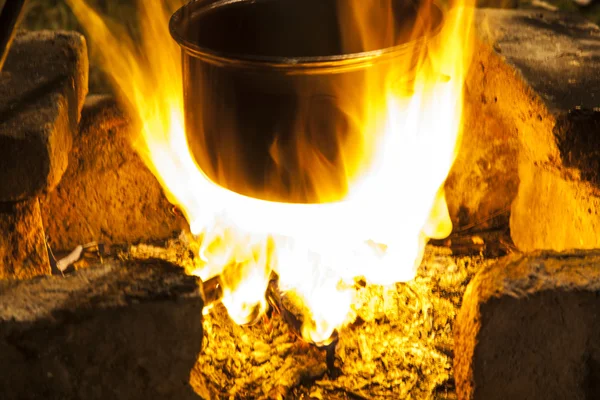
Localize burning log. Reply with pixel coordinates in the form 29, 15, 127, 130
203, 270, 339, 346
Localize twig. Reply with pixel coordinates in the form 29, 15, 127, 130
56, 245, 83, 273
45, 236, 60, 274
202, 275, 224, 306
52, 241, 105, 275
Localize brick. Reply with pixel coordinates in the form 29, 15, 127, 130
444, 85, 520, 231
510, 107, 600, 251
477, 10, 600, 113
454, 251, 600, 400
0, 198, 50, 280
444, 10, 549, 231
0, 258, 204, 400
509, 108, 600, 251
40, 95, 188, 252
480, 10, 600, 251
0, 30, 88, 201
448, 10, 600, 249
511, 160, 600, 251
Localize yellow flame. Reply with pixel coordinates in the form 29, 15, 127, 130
67, 0, 474, 344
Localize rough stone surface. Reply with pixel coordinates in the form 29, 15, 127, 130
0, 258, 204, 400
444, 77, 520, 232
40, 95, 188, 252
469, 10, 600, 250
0, 198, 50, 280
0, 30, 88, 201
511, 162, 600, 251
444, 9, 545, 232
478, 10, 600, 113
454, 251, 600, 400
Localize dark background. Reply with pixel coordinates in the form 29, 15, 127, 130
12, 0, 600, 93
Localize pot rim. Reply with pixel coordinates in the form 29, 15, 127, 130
169, 0, 444, 72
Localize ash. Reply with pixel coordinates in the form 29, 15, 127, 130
128, 237, 496, 399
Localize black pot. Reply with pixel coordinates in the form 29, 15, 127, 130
170, 0, 443, 203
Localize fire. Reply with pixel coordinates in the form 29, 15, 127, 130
67, 0, 474, 344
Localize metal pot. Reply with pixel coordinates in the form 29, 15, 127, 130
170, 0, 443, 203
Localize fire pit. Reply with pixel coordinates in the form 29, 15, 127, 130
1, 0, 600, 399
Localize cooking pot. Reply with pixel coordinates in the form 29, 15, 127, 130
170, 0, 443, 203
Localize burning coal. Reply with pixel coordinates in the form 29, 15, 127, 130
66, 0, 474, 345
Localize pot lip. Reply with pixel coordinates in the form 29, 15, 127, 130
169, 0, 444, 71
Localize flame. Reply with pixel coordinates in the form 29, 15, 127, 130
67, 0, 474, 344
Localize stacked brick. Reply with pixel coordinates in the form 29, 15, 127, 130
0, 31, 88, 279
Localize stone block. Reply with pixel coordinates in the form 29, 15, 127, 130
462, 10, 600, 249
40, 95, 188, 252
0, 30, 88, 201
0, 198, 50, 280
445, 9, 545, 232
444, 87, 520, 231
511, 160, 600, 251
0, 258, 204, 400
477, 10, 600, 114
454, 251, 600, 400
510, 107, 600, 251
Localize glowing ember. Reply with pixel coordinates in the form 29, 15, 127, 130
67, 0, 474, 344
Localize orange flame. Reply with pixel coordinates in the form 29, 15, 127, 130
67, 0, 474, 344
